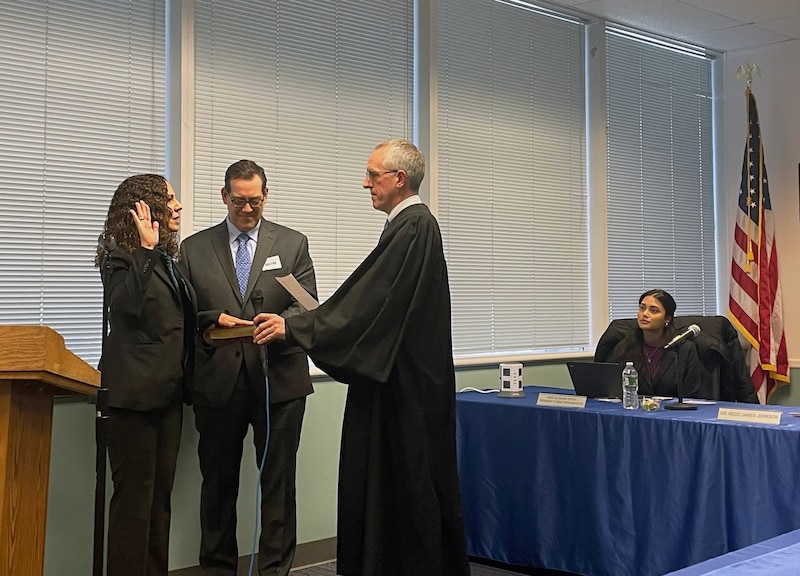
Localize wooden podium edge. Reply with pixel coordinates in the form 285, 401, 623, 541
0, 326, 100, 576
0, 325, 100, 396
0, 371, 98, 397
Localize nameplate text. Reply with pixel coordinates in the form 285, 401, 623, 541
537, 393, 587, 408
717, 407, 782, 425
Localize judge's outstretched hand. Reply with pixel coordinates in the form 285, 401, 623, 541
253, 313, 286, 345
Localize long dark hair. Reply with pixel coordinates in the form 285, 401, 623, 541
612, 289, 679, 375
95, 174, 179, 265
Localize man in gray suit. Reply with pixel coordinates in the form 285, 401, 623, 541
179, 159, 316, 576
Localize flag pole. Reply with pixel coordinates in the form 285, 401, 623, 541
729, 61, 790, 402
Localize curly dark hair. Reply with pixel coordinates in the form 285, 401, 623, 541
95, 174, 179, 266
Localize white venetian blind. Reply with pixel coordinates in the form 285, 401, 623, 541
605, 26, 716, 320
193, 0, 413, 299
0, 0, 165, 366
436, 0, 588, 356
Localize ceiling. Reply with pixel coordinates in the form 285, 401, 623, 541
544, 0, 800, 52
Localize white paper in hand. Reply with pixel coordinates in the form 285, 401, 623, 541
276, 274, 319, 311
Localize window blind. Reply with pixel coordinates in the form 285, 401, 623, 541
605, 27, 716, 320
436, 0, 588, 356
0, 0, 165, 365
192, 0, 414, 300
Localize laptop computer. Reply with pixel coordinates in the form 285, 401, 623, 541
566, 361, 622, 398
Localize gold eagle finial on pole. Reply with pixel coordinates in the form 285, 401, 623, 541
736, 62, 761, 88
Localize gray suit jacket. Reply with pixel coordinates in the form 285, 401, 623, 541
179, 218, 317, 406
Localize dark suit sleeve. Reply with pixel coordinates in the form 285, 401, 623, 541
595, 319, 636, 362
107, 246, 158, 317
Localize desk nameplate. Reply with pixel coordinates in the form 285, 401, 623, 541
537, 393, 587, 408
717, 407, 782, 425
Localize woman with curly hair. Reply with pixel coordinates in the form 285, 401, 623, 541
96, 174, 196, 576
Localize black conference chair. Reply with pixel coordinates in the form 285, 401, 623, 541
594, 315, 758, 403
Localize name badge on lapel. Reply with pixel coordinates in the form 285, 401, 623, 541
263, 255, 282, 271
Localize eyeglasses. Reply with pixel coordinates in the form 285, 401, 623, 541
365, 169, 398, 181
227, 194, 264, 208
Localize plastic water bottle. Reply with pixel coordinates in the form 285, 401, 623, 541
622, 361, 639, 410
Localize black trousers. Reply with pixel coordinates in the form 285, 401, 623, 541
194, 366, 306, 576
107, 402, 183, 576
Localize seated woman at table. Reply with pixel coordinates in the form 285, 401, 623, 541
595, 289, 704, 398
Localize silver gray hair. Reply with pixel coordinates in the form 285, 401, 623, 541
375, 138, 425, 192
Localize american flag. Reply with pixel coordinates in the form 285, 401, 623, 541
728, 87, 789, 403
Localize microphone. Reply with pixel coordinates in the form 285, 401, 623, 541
250, 289, 268, 378
663, 324, 700, 350
97, 233, 116, 251
663, 324, 701, 411
97, 233, 116, 286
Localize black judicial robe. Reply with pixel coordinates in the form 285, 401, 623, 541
284, 203, 470, 576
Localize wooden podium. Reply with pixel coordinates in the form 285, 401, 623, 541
0, 326, 100, 576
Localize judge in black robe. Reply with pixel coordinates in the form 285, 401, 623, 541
255, 138, 470, 576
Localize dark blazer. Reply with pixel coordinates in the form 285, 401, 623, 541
595, 316, 758, 403
179, 218, 317, 406
601, 336, 704, 398
100, 246, 197, 411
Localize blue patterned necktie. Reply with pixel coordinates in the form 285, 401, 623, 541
235, 232, 251, 298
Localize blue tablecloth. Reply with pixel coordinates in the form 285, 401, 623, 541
664, 528, 800, 575
456, 387, 800, 576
